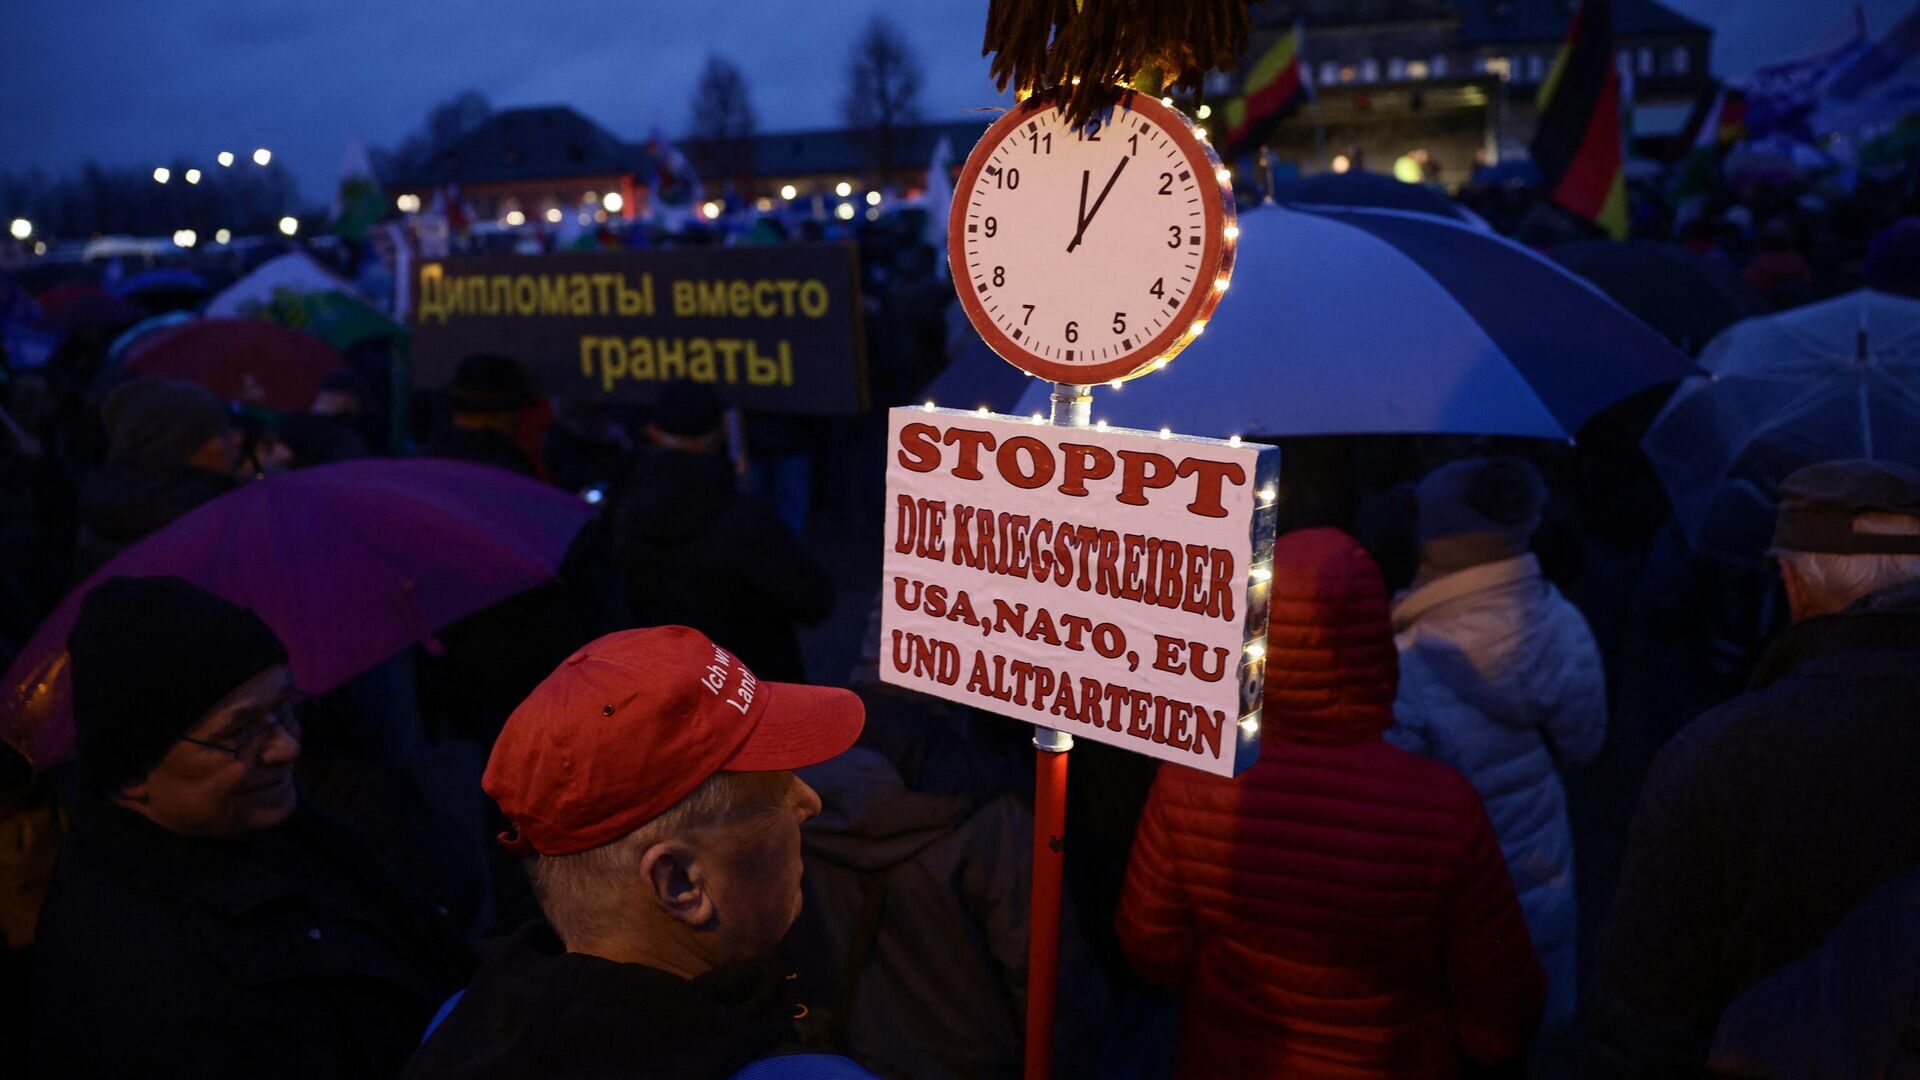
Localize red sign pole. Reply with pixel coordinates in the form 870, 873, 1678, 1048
1024, 382, 1089, 1080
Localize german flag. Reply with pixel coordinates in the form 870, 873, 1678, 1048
1531, 0, 1628, 238
1220, 23, 1308, 161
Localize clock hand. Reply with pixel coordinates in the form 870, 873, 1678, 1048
1067, 155, 1130, 253
1070, 169, 1089, 250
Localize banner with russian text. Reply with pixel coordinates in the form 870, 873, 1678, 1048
411, 246, 866, 415
881, 407, 1278, 776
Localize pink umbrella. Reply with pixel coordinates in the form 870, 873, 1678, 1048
1, 458, 594, 768
124, 318, 343, 411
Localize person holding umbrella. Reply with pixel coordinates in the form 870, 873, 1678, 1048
31, 576, 473, 1079
74, 377, 241, 578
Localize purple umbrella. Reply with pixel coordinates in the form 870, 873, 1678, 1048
1, 458, 594, 768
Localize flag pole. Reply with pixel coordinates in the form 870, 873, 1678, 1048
1024, 381, 1087, 1080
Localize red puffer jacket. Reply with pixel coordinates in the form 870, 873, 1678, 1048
1116, 528, 1544, 1079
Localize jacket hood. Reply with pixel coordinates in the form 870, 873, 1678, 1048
1263, 527, 1399, 745
406, 921, 797, 1079
621, 447, 737, 545
800, 748, 971, 871
1391, 554, 1563, 731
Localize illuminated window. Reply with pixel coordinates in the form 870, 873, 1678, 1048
1339, 65, 1358, 83
1360, 58, 1379, 82
1407, 59, 1431, 79
1388, 57, 1406, 80
1320, 61, 1339, 86
1525, 53, 1545, 83
1670, 46, 1690, 74
1638, 47, 1654, 75
1484, 56, 1511, 80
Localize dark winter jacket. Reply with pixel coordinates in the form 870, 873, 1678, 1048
405, 920, 872, 1079
612, 447, 832, 681
31, 798, 472, 1079
1116, 528, 1544, 1079
423, 427, 536, 477
74, 460, 236, 577
1710, 863, 1920, 1078
788, 748, 1102, 1080
1588, 580, 1920, 1076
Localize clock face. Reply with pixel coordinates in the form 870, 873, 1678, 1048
949, 90, 1235, 386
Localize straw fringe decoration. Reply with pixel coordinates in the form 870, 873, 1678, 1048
984, 0, 1252, 126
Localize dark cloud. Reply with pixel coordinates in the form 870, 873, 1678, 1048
1, 0, 1893, 205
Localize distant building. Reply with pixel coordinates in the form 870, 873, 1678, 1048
1211, 0, 1711, 183
387, 104, 985, 226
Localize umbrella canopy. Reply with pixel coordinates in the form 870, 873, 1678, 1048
1644, 289, 1920, 564
109, 268, 211, 300
1273, 170, 1476, 223
0, 458, 595, 767
32, 283, 147, 335
257, 288, 404, 353
123, 318, 343, 410
1552, 240, 1768, 352
205, 251, 370, 317
1012, 205, 1694, 439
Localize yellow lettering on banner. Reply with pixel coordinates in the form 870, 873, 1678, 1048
539, 276, 569, 314
780, 340, 794, 385
598, 337, 630, 392
752, 281, 778, 317
655, 337, 686, 381
482, 276, 510, 316
513, 277, 538, 316
776, 280, 800, 315
579, 336, 598, 377
671, 281, 696, 317
617, 274, 652, 316
695, 281, 728, 316
569, 275, 593, 316
799, 280, 829, 318
687, 339, 717, 382
417, 264, 447, 323
714, 338, 744, 383
629, 338, 655, 381
590, 274, 617, 316
727, 281, 752, 317
746, 339, 781, 386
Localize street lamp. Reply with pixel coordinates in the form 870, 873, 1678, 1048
217, 151, 235, 167
277, 216, 298, 236
780, 184, 798, 200
153, 167, 171, 184
545, 208, 563, 223
865, 191, 882, 207
396, 194, 421, 213
185, 169, 202, 185
602, 192, 625, 213
173, 229, 197, 248
215, 228, 232, 244
253, 148, 272, 166
834, 181, 853, 197
8, 218, 29, 240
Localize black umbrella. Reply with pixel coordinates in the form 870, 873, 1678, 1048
1552, 240, 1767, 354
1273, 170, 1474, 222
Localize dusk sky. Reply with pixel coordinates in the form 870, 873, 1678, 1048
2, 0, 1908, 203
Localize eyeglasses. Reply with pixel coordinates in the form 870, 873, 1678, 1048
179, 691, 309, 760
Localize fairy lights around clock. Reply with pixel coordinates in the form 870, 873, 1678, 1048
948, 87, 1236, 386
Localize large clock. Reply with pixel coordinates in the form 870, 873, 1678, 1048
949, 88, 1237, 387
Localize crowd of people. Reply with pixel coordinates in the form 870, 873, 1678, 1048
1, 131, 1919, 1079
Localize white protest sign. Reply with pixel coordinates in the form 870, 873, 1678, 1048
880, 406, 1278, 776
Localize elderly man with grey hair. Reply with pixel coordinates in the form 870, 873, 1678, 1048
1587, 460, 1920, 1076
406, 626, 879, 1080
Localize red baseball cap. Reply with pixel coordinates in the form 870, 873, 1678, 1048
483, 626, 864, 856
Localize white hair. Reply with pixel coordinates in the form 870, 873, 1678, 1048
1778, 511, 1920, 616
527, 770, 787, 950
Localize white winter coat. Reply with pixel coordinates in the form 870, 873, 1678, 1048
1387, 554, 1606, 1028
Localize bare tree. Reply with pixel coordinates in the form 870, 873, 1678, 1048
843, 16, 924, 184
380, 90, 493, 180
688, 55, 757, 190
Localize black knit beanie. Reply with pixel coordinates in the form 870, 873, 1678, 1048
68, 576, 289, 793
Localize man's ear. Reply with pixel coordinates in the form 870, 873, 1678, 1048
1780, 558, 1811, 623
639, 841, 713, 929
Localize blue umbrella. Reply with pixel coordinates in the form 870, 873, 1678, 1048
1273, 170, 1475, 223
109, 268, 211, 300
1012, 205, 1694, 440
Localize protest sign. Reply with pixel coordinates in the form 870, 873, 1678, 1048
411, 245, 865, 415
880, 407, 1278, 776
